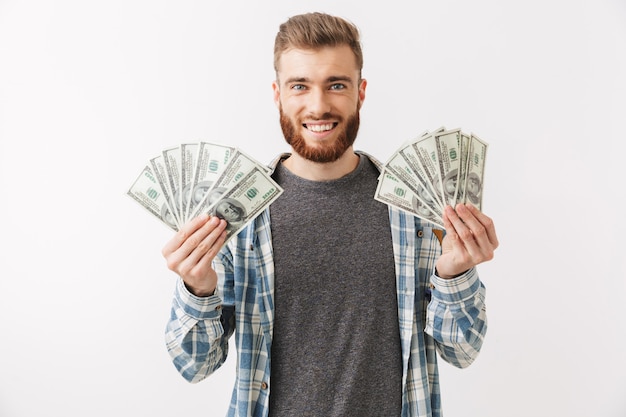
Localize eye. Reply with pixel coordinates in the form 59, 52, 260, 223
329, 83, 346, 90
291, 84, 306, 91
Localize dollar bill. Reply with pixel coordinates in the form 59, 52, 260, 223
163, 145, 183, 222
385, 144, 443, 214
127, 165, 179, 231
186, 142, 236, 221
149, 154, 181, 228
129, 142, 284, 236
374, 168, 444, 228
409, 133, 446, 209
190, 148, 268, 219
434, 128, 462, 207
203, 165, 284, 242
456, 132, 470, 206
180, 142, 199, 223
377, 127, 489, 227
463, 134, 488, 210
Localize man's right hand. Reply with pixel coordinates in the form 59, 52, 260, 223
162, 214, 228, 297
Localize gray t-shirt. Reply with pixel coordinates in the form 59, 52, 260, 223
268, 154, 403, 417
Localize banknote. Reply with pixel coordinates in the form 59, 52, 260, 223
409, 132, 445, 209
374, 168, 444, 228
127, 165, 179, 231
376, 126, 489, 227
163, 145, 183, 222
186, 142, 236, 221
204, 165, 284, 241
149, 154, 181, 228
384, 143, 443, 214
190, 148, 268, 219
179, 142, 199, 222
129, 142, 283, 238
433, 128, 462, 208
463, 134, 488, 210
456, 132, 470, 206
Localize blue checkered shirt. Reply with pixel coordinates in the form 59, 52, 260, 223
165, 153, 488, 417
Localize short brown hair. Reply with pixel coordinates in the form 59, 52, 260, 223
273, 12, 363, 76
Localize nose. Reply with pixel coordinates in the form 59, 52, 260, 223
308, 88, 331, 117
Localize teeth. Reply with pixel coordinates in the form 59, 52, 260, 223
307, 123, 334, 132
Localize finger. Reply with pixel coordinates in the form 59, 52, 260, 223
457, 204, 497, 253
162, 213, 211, 257
455, 204, 495, 262
442, 206, 474, 254
442, 206, 459, 239
164, 215, 222, 274
466, 204, 499, 249
455, 204, 487, 241
445, 205, 474, 243
446, 204, 489, 260
181, 218, 228, 271
194, 228, 228, 272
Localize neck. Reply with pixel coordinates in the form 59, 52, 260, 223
282, 148, 360, 181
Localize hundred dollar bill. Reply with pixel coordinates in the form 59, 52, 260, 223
434, 128, 462, 207
456, 132, 470, 206
127, 165, 179, 231
385, 143, 443, 214
163, 145, 183, 222
374, 167, 444, 228
190, 148, 268, 219
204, 165, 283, 242
149, 154, 181, 228
377, 126, 489, 222
186, 142, 236, 221
392, 127, 445, 160
409, 133, 446, 209
463, 133, 488, 210
179, 142, 199, 223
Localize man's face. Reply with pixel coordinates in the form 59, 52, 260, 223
272, 45, 366, 163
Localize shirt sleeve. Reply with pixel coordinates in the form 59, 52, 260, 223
424, 267, 487, 368
164, 276, 235, 383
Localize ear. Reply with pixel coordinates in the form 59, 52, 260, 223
272, 80, 280, 108
358, 78, 367, 108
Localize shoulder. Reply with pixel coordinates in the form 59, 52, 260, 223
354, 150, 383, 172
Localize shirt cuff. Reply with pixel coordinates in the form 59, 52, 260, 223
430, 267, 481, 303
174, 277, 223, 320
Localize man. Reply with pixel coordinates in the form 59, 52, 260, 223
162, 12, 498, 417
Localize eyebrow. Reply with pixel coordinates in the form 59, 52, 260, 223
283, 75, 355, 85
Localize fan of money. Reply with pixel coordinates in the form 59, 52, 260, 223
127, 142, 283, 241
374, 127, 488, 228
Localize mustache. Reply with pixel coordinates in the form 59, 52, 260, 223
301, 112, 342, 123
278, 109, 360, 164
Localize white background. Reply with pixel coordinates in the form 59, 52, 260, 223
1, 1, 625, 416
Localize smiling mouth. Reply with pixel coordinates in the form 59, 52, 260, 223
304, 122, 337, 132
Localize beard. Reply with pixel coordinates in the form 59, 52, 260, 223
279, 106, 360, 163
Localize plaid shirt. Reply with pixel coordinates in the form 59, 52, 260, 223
165, 153, 488, 417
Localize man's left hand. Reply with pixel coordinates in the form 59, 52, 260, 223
435, 204, 499, 279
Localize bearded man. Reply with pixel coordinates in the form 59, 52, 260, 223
162, 12, 499, 417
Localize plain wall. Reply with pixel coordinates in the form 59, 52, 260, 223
1, 1, 625, 416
